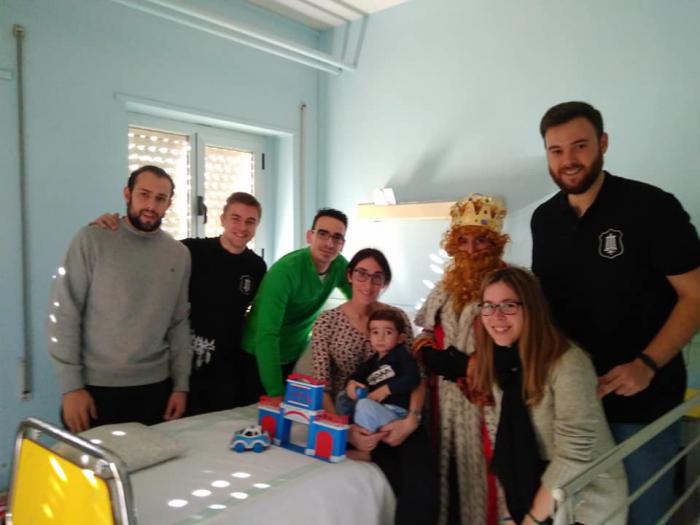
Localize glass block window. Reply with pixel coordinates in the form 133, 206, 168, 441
127, 127, 190, 239
204, 146, 256, 239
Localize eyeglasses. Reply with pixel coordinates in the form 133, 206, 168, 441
478, 301, 522, 316
352, 268, 386, 286
313, 229, 345, 245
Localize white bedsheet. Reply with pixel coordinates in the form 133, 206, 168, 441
130, 406, 396, 524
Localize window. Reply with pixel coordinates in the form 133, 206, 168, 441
128, 127, 191, 239
203, 145, 255, 239
126, 117, 267, 252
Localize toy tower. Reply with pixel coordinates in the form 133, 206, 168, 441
258, 373, 349, 462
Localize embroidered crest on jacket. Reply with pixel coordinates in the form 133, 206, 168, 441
599, 229, 624, 259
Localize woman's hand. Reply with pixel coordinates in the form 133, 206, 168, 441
380, 411, 419, 447
411, 334, 435, 359
348, 424, 387, 452
521, 487, 554, 525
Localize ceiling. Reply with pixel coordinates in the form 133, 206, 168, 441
248, 0, 408, 30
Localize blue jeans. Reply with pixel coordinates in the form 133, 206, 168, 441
610, 421, 681, 525
354, 399, 407, 433
335, 392, 407, 432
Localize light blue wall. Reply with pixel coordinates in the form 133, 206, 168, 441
320, 0, 700, 313
0, 0, 321, 487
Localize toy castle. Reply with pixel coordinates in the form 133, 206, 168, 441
258, 373, 349, 463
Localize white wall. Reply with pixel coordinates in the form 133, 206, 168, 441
320, 0, 700, 311
0, 0, 321, 487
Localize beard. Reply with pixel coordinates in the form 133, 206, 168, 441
127, 200, 162, 232
549, 150, 604, 195
442, 248, 504, 313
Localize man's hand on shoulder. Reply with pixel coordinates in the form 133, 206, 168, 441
597, 358, 655, 398
62, 389, 97, 433
164, 391, 187, 421
90, 213, 120, 230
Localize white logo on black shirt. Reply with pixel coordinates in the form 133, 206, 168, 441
367, 364, 396, 386
598, 229, 624, 259
240, 275, 253, 294
192, 332, 216, 369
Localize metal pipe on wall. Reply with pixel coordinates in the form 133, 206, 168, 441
13, 23, 32, 400
299, 103, 307, 243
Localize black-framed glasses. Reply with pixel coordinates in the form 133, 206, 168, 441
352, 268, 386, 286
478, 301, 522, 316
313, 229, 345, 245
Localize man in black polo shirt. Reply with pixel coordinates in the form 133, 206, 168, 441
531, 101, 700, 525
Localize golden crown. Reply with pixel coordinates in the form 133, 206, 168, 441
449, 193, 506, 233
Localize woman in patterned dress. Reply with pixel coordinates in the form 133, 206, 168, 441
312, 248, 437, 525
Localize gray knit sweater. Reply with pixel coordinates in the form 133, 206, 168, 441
48, 219, 192, 394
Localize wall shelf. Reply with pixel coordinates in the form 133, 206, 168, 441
357, 201, 454, 221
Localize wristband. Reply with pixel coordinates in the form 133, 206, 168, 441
637, 353, 659, 375
527, 512, 549, 525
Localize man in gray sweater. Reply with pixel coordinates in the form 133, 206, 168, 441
49, 165, 192, 433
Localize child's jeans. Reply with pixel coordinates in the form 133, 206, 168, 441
336, 391, 407, 432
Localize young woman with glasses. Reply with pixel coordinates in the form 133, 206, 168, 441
312, 247, 438, 525
454, 267, 627, 525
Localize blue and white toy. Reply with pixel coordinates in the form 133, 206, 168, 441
259, 373, 350, 462
230, 424, 271, 453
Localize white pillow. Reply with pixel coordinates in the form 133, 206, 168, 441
53, 422, 182, 473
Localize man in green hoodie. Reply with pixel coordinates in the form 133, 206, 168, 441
242, 208, 352, 396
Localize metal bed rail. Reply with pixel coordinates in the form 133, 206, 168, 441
552, 392, 700, 524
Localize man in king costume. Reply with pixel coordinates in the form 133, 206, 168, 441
414, 193, 509, 525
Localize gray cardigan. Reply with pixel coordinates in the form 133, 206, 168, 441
526, 345, 628, 525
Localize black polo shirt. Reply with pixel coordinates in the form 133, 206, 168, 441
531, 172, 700, 423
